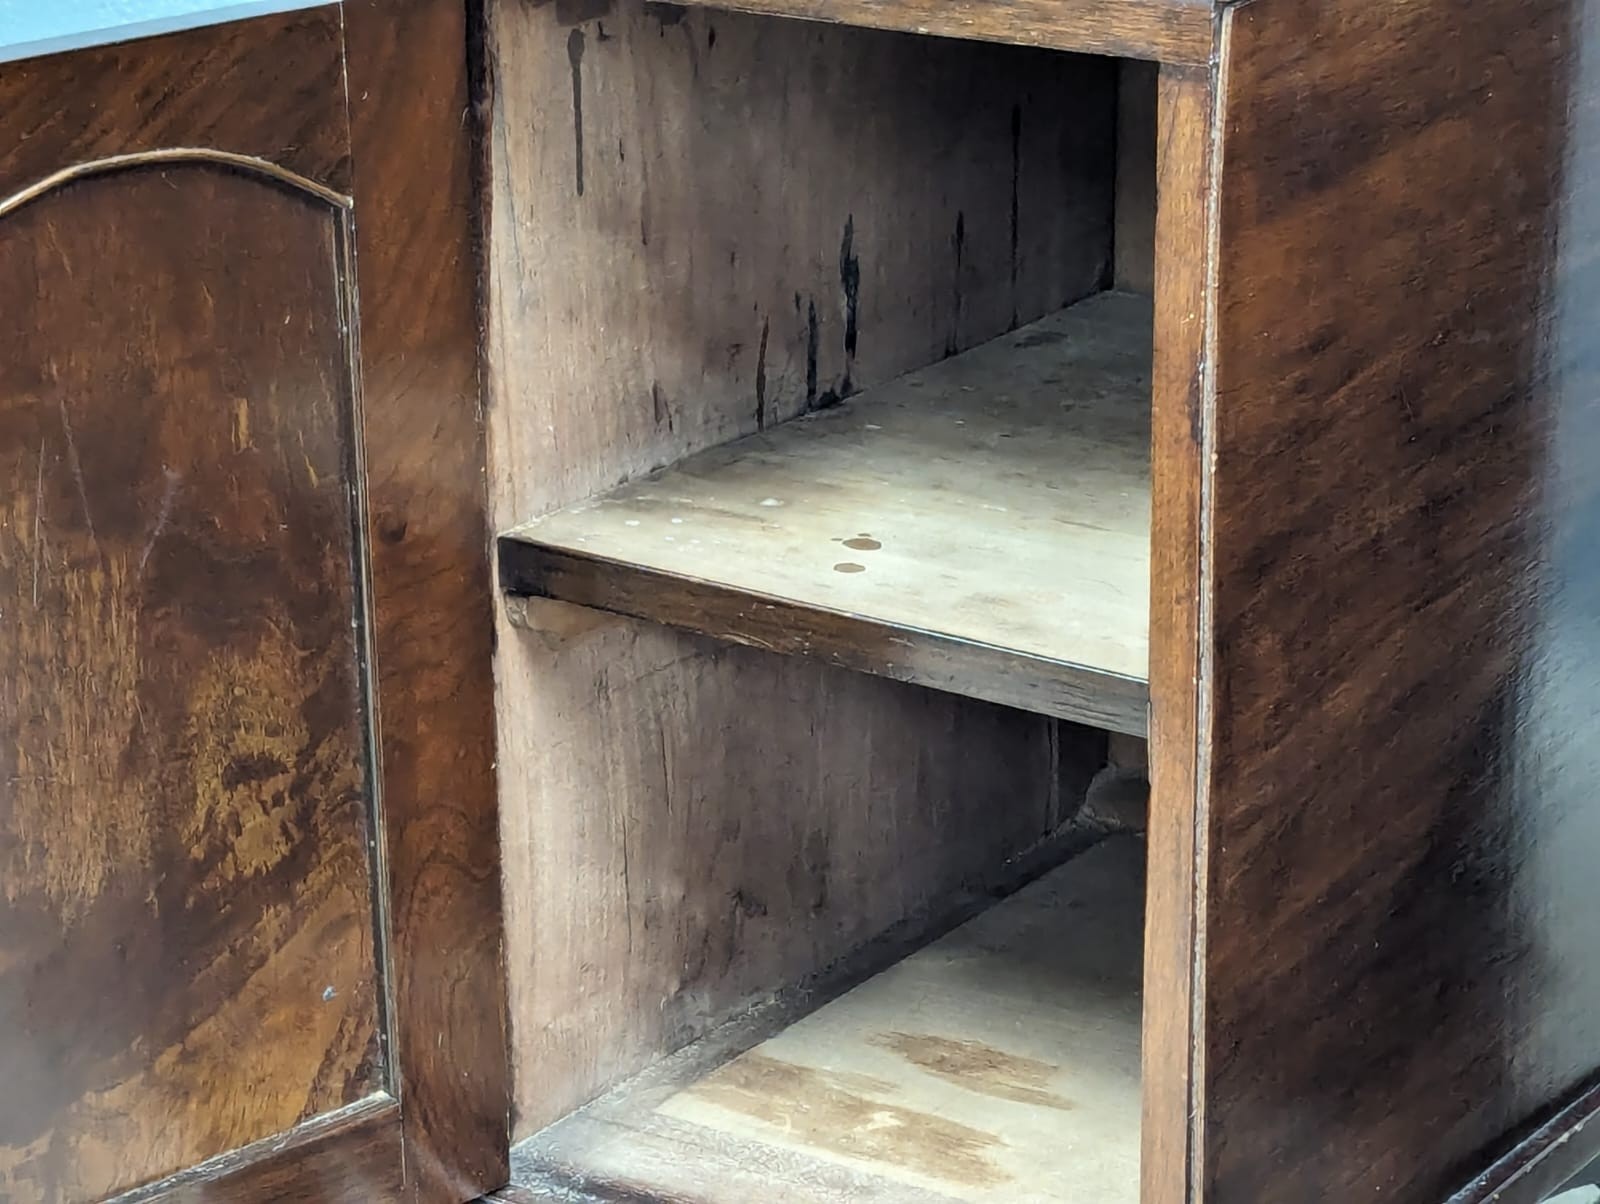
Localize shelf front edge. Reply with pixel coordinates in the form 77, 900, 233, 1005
498, 536, 1150, 735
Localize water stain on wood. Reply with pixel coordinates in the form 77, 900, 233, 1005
683, 1053, 1009, 1187
843, 536, 880, 551
872, 1032, 1075, 1111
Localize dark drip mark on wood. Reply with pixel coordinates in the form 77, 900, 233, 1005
566, 29, 585, 197
707, 23, 716, 48
805, 298, 819, 409
947, 211, 966, 357
755, 317, 769, 431
1009, 104, 1022, 331
651, 381, 674, 432
834, 562, 866, 574
843, 537, 880, 551
643, 2, 687, 31
839, 214, 860, 397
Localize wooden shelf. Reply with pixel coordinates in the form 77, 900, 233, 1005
509, 835, 1145, 1204
667, 0, 1215, 66
499, 290, 1152, 735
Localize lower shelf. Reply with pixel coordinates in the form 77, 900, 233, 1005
508, 836, 1145, 1204
499, 290, 1152, 735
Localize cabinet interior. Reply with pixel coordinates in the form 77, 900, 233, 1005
484, 3, 1159, 1199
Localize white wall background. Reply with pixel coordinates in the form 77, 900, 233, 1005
0, 0, 329, 63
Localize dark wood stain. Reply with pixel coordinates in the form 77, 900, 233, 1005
688, 1052, 1008, 1187
0, 50, 382, 1203
345, 0, 514, 1197
872, 1032, 1075, 1111
1201, 0, 1600, 1199
568, 28, 588, 197
754, 317, 770, 431
839, 214, 860, 393
662, 0, 1215, 65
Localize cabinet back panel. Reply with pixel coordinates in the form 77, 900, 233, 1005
485, 0, 1118, 1136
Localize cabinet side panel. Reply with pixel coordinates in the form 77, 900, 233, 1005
1203, 1, 1600, 1199
485, 1, 1116, 1136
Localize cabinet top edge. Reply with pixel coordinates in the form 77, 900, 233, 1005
664, 0, 1219, 65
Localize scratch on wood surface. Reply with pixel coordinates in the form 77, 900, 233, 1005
32, 438, 46, 607
137, 468, 180, 579
56, 398, 97, 551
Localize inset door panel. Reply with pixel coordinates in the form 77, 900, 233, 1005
0, 157, 383, 1202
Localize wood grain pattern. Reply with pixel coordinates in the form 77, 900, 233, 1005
500, 293, 1153, 735
1201, 0, 1600, 1199
1141, 59, 1214, 1204
485, 0, 1114, 1139
131, 1098, 403, 1204
343, 0, 514, 1199
666, 0, 1216, 65
0, 7, 349, 200
0, 49, 383, 1204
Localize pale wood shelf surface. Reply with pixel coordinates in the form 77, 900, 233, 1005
507, 836, 1145, 1204
500, 290, 1152, 733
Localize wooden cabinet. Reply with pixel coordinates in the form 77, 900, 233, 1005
6, 0, 1600, 1201
0, 4, 506, 1201
482, 1, 1600, 1203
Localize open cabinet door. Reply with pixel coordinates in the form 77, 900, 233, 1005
0, 3, 509, 1201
